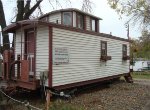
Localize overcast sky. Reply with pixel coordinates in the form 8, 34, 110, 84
1, 0, 141, 42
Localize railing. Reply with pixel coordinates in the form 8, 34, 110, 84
27, 53, 35, 81
14, 53, 35, 82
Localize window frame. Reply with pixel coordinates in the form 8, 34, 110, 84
90, 17, 99, 32
122, 44, 127, 57
101, 41, 107, 56
61, 11, 73, 26
76, 13, 85, 30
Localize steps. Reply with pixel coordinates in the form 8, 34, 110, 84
0, 80, 8, 89
0, 80, 17, 93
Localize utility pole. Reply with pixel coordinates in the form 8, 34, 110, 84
127, 24, 130, 40
126, 24, 133, 72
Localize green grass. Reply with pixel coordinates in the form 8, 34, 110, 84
131, 72, 150, 79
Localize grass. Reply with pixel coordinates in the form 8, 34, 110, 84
131, 71, 150, 79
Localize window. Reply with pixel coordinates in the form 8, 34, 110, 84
91, 19, 96, 31
77, 13, 84, 29
91, 18, 99, 32
101, 41, 107, 56
100, 41, 111, 61
122, 44, 127, 57
62, 12, 72, 26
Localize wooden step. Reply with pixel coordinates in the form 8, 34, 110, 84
0, 80, 8, 89
16, 80, 40, 90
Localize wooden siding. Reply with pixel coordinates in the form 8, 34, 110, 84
15, 30, 24, 59
48, 13, 61, 24
86, 16, 91, 30
73, 11, 76, 27
45, 11, 94, 31
52, 27, 129, 87
36, 26, 49, 85
14, 30, 24, 75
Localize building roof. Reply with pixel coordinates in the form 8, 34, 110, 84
3, 20, 129, 42
38, 8, 102, 20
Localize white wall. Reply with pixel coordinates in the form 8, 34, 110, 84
132, 61, 149, 71
14, 30, 24, 76
14, 26, 49, 85
15, 29, 24, 60
73, 11, 76, 27
52, 27, 129, 87
48, 13, 61, 24
36, 26, 49, 84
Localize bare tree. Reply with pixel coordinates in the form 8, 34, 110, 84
0, 0, 10, 51
107, 0, 150, 29
0, 0, 44, 52
82, 0, 93, 13
0, 0, 91, 53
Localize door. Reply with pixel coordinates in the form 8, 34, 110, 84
25, 31, 35, 79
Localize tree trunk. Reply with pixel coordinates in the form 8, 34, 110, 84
16, 0, 24, 21
0, 0, 10, 51
24, 0, 43, 19
0, 0, 43, 53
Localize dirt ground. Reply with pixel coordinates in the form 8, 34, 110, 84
1, 79, 150, 110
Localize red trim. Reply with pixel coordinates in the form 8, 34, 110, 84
24, 28, 35, 60
96, 20, 99, 33
4, 20, 129, 42
90, 17, 92, 31
38, 8, 102, 20
24, 28, 36, 80
76, 12, 85, 30
49, 26, 53, 87
14, 32, 16, 59
61, 12, 63, 25
90, 17, 99, 32
84, 15, 86, 30
34, 28, 36, 80
53, 73, 129, 90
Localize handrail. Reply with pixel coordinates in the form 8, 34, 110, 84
9, 60, 21, 80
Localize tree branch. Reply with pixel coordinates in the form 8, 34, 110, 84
24, 0, 31, 14
16, 0, 24, 21
0, 0, 10, 50
23, 0, 43, 19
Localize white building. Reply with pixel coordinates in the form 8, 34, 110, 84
131, 60, 150, 71
3, 8, 131, 90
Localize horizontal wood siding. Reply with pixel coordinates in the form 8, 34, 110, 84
86, 16, 91, 30
15, 30, 24, 76
36, 26, 49, 86
73, 11, 76, 27
15, 30, 24, 59
52, 28, 129, 87
48, 13, 61, 24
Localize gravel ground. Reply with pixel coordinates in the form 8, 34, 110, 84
1, 80, 150, 110
134, 79, 150, 86
68, 80, 150, 110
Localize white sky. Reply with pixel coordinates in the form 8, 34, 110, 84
2, 0, 141, 43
